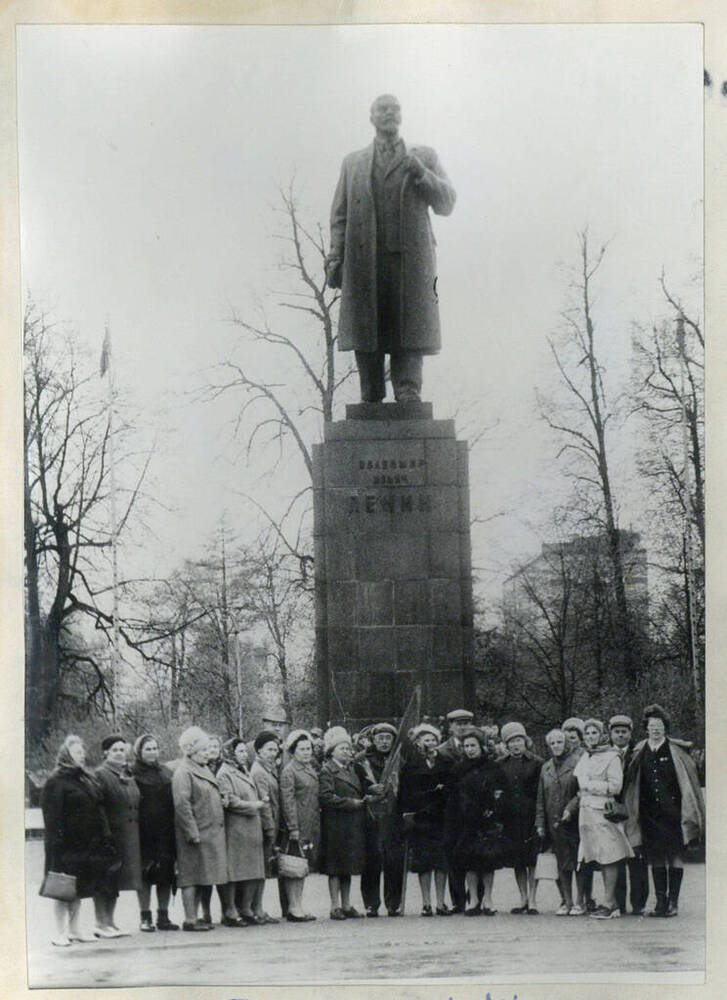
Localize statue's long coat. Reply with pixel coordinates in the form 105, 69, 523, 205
329, 140, 456, 354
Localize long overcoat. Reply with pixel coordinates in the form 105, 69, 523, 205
172, 756, 227, 887
319, 758, 367, 876
329, 140, 456, 354
500, 752, 543, 869
623, 738, 705, 853
216, 762, 265, 882
41, 770, 116, 898
534, 753, 581, 872
250, 757, 280, 877
279, 757, 320, 870
398, 753, 451, 873
94, 762, 142, 891
446, 755, 511, 874
131, 761, 176, 884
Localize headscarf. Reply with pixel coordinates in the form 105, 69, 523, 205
52, 735, 100, 799
131, 733, 168, 787
221, 736, 248, 773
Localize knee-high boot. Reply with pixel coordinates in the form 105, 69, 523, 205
649, 866, 668, 917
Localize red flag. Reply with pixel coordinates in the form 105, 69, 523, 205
99, 326, 112, 377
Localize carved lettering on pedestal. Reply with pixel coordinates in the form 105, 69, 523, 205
346, 492, 432, 515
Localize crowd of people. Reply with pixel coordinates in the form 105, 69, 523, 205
39, 703, 704, 946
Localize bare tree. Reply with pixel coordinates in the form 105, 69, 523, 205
538, 231, 639, 684
200, 182, 354, 564
24, 301, 152, 746
631, 278, 704, 735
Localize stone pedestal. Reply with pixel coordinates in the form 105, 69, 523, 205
313, 402, 475, 727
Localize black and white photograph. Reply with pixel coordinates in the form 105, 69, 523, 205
7, 6, 719, 995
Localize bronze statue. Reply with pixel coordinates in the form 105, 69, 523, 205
325, 95, 456, 403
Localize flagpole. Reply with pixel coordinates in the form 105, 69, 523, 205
676, 315, 702, 729
102, 321, 120, 726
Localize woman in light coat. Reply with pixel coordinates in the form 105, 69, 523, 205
93, 735, 142, 937
216, 737, 266, 925
535, 728, 584, 915
172, 726, 237, 931
573, 718, 633, 920
249, 730, 282, 922
279, 730, 320, 922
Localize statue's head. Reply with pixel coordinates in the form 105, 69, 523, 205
370, 94, 401, 135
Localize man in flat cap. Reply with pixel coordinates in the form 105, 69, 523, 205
355, 722, 405, 917
326, 94, 456, 403
609, 714, 649, 916
436, 709, 474, 764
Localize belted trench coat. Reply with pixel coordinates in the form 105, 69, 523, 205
329, 140, 456, 354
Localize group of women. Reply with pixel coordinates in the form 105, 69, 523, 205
40, 703, 704, 945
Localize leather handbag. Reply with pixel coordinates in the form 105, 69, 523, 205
603, 798, 629, 823
276, 838, 309, 879
39, 871, 78, 902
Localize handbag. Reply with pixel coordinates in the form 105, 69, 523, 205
603, 798, 629, 823
277, 838, 309, 879
39, 871, 77, 902
534, 850, 558, 880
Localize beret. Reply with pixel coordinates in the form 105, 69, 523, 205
501, 721, 527, 744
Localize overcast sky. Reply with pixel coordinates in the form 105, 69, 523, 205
17, 23, 703, 612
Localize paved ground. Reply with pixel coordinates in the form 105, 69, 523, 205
25, 841, 704, 988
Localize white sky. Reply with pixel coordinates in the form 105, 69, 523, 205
17, 23, 703, 613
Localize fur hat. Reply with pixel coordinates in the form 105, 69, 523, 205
254, 729, 279, 753
561, 717, 585, 736
411, 723, 441, 743
178, 726, 209, 757
323, 725, 351, 754
101, 734, 126, 754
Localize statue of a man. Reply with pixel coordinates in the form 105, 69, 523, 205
325, 94, 456, 403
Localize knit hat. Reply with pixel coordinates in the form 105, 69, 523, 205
608, 714, 633, 730
254, 729, 279, 753
411, 723, 441, 743
323, 725, 351, 754
284, 729, 312, 754
583, 718, 605, 736
562, 717, 585, 736
500, 721, 527, 744
101, 734, 126, 753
